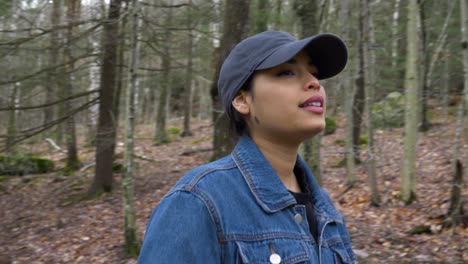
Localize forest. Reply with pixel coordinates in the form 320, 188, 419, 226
0, 0, 467, 263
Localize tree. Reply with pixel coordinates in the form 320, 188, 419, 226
293, 0, 322, 185
210, 0, 250, 159
451, 0, 468, 224
419, 1, 456, 132
360, 0, 379, 206
62, 0, 82, 171
340, 0, 356, 186
181, 0, 194, 137
154, 0, 174, 145
90, 0, 122, 195
400, 0, 420, 205
44, 0, 62, 135
391, 0, 402, 69
254, 0, 269, 33
122, 0, 140, 255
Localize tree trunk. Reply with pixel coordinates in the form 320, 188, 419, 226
360, 0, 379, 206
6, 84, 18, 153
340, 0, 355, 186
294, 0, 322, 185
442, 47, 450, 122
454, 0, 468, 222
400, 0, 420, 205
449, 97, 464, 217
90, 0, 122, 195
154, 0, 174, 145
391, 0, 401, 69
182, 0, 194, 137
420, 1, 455, 132
254, 0, 269, 33
87, 40, 100, 142
44, 0, 62, 134
122, 0, 140, 255
273, 0, 283, 29
210, 0, 250, 160
62, 0, 81, 171
114, 3, 129, 128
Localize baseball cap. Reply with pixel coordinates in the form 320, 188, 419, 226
218, 31, 348, 120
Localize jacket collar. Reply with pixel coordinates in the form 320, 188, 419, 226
231, 136, 343, 223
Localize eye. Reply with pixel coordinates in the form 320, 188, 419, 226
276, 70, 295, 77
310, 71, 319, 78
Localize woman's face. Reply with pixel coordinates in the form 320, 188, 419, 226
234, 50, 326, 143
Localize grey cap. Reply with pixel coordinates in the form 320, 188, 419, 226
218, 31, 348, 120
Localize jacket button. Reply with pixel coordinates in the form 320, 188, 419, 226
269, 253, 281, 264
295, 213, 302, 224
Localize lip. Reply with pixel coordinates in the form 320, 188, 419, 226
299, 95, 325, 114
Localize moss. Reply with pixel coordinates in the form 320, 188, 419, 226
190, 136, 211, 145
324, 116, 337, 135
36, 158, 55, 173
0, 154, 54, 176
410, 225, 431, 235
112, 162, 124, 173
167, 126, 181, 135
154, 134, 172, 145
0, 175, 8, 181
360, 135, 368, 145
334, 139, 346, 147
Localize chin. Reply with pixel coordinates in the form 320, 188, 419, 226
297, 125, 325, 141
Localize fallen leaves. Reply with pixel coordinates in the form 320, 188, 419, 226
0, 119, 466, 263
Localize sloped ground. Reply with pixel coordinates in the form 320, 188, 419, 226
0, 117, 466, 263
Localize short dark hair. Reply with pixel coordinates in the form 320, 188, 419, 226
230, 75, 254, 137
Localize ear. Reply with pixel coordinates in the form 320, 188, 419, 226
232, 90, 251, 115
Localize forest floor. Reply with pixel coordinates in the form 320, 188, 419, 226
0, 113, 467, 264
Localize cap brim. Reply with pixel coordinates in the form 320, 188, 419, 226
256, 34, 348, 80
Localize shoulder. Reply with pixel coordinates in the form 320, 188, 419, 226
163, 155, 246, 205
166, 154, 241, 195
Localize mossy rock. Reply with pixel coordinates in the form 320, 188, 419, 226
372, 92, 405, 128
0, 154, 55, 176
324, 116, 337, 135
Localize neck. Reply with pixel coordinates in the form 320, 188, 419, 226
250, 132, 302, 192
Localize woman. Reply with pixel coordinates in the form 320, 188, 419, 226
138, 31, 356, 264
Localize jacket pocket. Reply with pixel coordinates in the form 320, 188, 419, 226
235, 238, 310, 264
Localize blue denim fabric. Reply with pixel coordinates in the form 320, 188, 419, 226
139, 136, 356, 264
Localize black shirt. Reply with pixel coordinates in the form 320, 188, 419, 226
290, 167, 319, 241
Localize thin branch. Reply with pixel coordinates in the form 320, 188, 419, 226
0, 89, 99, 111
140, 2, 189, 8
0, 52, 99, 86
0, 98, 98, 152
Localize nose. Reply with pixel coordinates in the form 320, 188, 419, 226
304, 74, 320, 91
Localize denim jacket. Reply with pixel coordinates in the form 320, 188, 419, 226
139, 136, 356, 264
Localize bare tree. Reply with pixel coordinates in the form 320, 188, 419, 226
122, 0, 140, 255
62, 0, 82, 170
400, 0, 420, 205
360, 0, 379, 206
44, 0, 62, 134
181, 0, 194, 137
293, 0, 322, 185
90, 0, 122, 195
210, 0, 250, 159
154, 0, 174, 145
254, 0, 269, 33
340, 0, 355, 186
